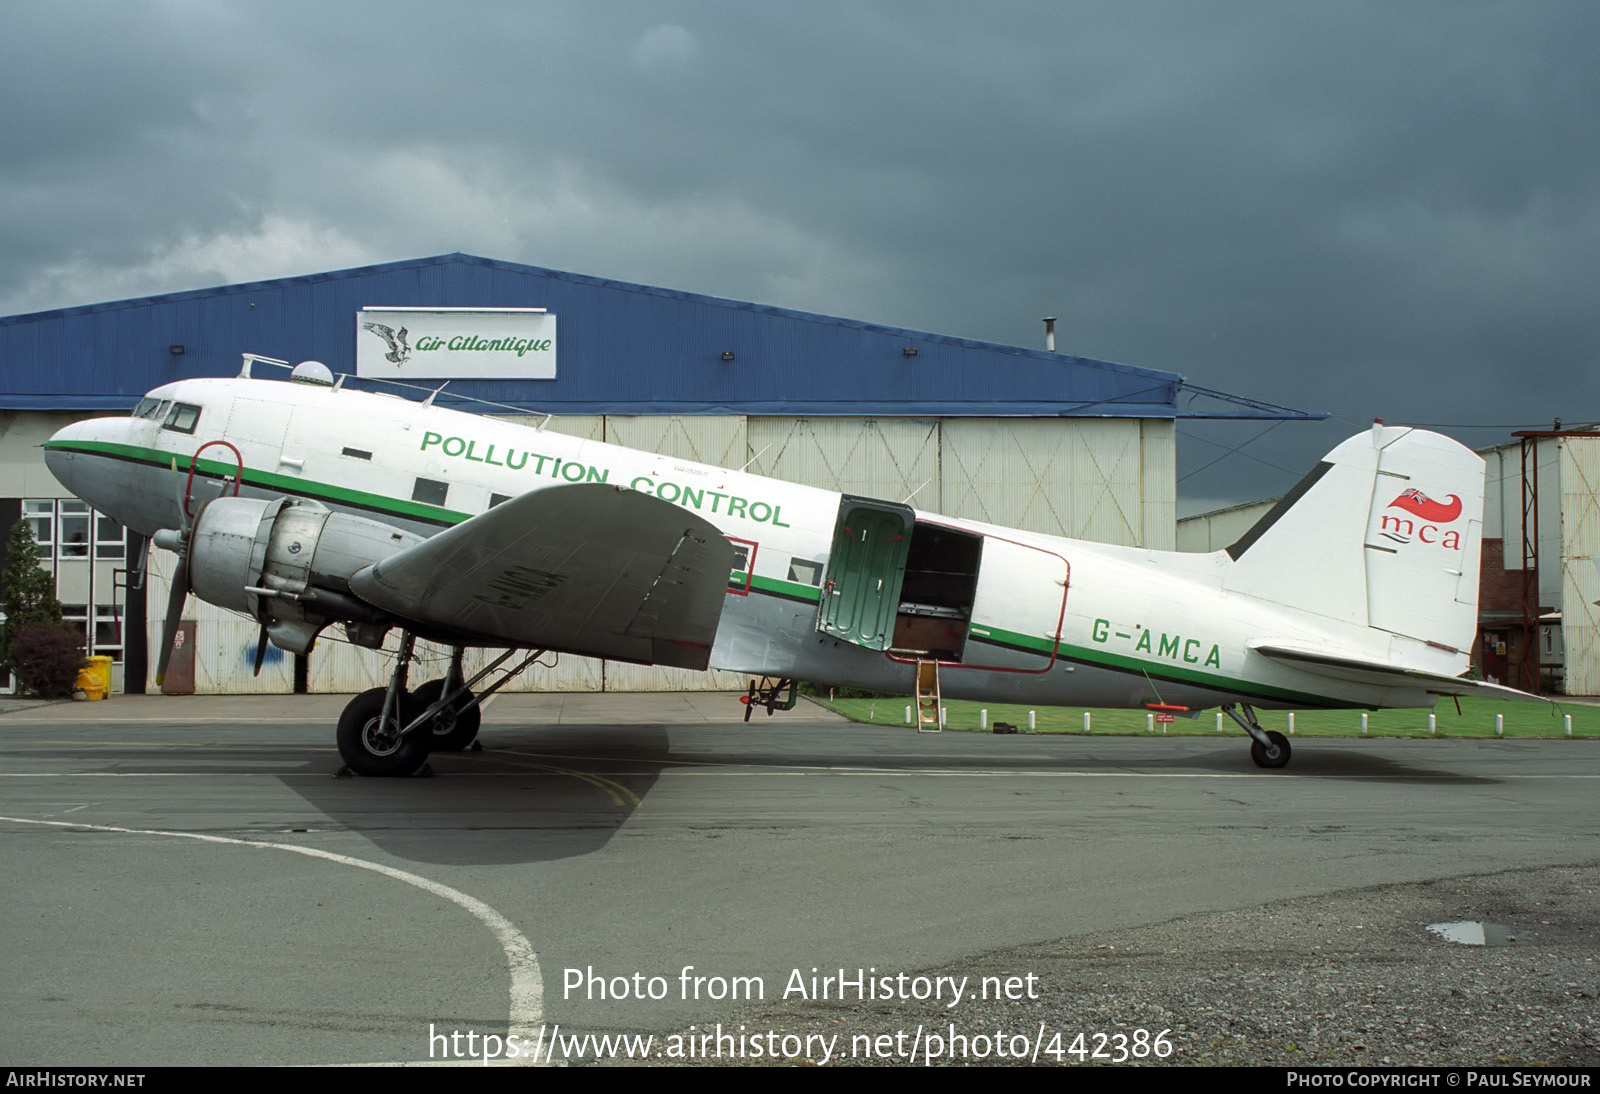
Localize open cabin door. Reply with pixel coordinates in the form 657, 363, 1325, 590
817, 497, 914, 650
965, 536, 1070, 669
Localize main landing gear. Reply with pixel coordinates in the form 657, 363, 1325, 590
335, 634, 549, 776
1221, 702, 1292, 769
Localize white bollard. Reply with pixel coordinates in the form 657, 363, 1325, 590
1566, 714, 1573, 736
1361, 712, 1368, 734
1496, 713, 1503, 736
939, 707, 947, 728
905, 706, 912, 725
980, 709, 988, 730
1029, 710, 1036, 731
1287, 712, 1295, 735
1082, 712, 1089, 732
1147, 713, 1154, 733
1429, 713, 1436, 734
1217, 711, 1224, 732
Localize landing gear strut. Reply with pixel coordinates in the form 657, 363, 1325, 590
335, 637, 550, 776
413, 646, 480, 751
1222, 702, 1292, 769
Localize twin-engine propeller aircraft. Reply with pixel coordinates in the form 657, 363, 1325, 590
43, 355, 1521, 776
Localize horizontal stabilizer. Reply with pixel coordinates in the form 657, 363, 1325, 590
1249, 641, 1546, 702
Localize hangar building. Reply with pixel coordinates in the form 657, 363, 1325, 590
0, 253, 1308, 695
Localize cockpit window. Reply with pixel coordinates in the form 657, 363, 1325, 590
163, 402, 202, 434
132, 397, 160, 418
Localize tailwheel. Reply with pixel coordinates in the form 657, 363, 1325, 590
413, 678, 481, 751
1223, 703, 1294, 770
1249, 729, 1292, 769
337, 686, 430, 777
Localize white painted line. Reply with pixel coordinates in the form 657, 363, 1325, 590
0, 814, 549, 1066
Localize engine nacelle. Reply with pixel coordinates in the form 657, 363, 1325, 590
184, 496, 423, 653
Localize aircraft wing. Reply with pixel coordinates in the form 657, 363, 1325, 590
1248, 641, 1548, 702
348, 483, 735, 669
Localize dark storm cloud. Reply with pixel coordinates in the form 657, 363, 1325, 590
2, 1, 1596, 507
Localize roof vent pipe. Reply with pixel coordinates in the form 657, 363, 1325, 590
1043, 317, 1057, 353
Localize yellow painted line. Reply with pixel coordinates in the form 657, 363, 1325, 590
458, 752, 641, 808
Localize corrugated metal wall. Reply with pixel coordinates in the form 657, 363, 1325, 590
1559, 437, 1600, 694
747, 418, 940, 505
940, 418, 1165, 543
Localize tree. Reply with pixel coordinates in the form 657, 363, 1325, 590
2, 517, 68, 687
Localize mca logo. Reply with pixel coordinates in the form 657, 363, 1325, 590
1378, 488, 1463, 549
362, 322, 412, 365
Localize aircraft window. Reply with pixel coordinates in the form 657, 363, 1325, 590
787, 558, 823, 586
163, 403, 201, 434
731, 544, 750, 572
489, 493, 512, 509
132, 397, 160, 418
341, 447, 373, 460
412, 477, 449, 506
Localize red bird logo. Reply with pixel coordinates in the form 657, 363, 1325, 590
1387, 488, 1461, 523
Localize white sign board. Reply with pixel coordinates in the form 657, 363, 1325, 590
357, 307, 557, 380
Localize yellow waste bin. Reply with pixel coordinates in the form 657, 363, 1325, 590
76, 655, 114, 701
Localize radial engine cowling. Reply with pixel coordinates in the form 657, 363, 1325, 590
185, 496, 423, 652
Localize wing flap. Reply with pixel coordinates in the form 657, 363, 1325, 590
349, 483, 735, 669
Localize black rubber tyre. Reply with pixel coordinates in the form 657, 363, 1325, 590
1249, 729, 1292, 769
336, 687, 430, 776
412, 678, 481, 751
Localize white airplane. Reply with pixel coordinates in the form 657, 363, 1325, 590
42, 356, 1523, 776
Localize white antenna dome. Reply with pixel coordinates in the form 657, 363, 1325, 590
290, 360, 335, 386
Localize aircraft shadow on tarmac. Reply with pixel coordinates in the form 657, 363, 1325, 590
276, 722, 1501, 867
277, 724, 677, 866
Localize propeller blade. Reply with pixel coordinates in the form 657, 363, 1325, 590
154, 539, 190, 687
252, 625, 270, 677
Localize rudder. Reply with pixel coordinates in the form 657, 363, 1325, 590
1223, 424, 1484, 662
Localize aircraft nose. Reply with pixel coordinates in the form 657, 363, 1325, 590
43, 419, 92, 493
44, 416, 131, 507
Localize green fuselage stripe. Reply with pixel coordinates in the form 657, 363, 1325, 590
45, 438, 471, 525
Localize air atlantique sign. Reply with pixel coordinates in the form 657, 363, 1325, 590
356, 307, 557, 380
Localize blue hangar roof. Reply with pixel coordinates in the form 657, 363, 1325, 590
0, 253, 1311, 419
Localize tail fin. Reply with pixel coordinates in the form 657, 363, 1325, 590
1222, 425, 1484, 664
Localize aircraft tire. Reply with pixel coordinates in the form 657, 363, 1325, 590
337, 687, 430, 776
1249, 730, 1291, 769
412, 678, 481, 751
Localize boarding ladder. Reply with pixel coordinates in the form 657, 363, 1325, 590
915, 659, 942, 732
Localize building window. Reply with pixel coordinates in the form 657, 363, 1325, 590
94, 514, 125, 561
16, 501, 128, 666
23, 500, 55, 558
91, 604, 123, 663
58, 501, 90, 558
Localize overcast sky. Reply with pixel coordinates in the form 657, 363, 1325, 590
3, 1, 1596, 512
